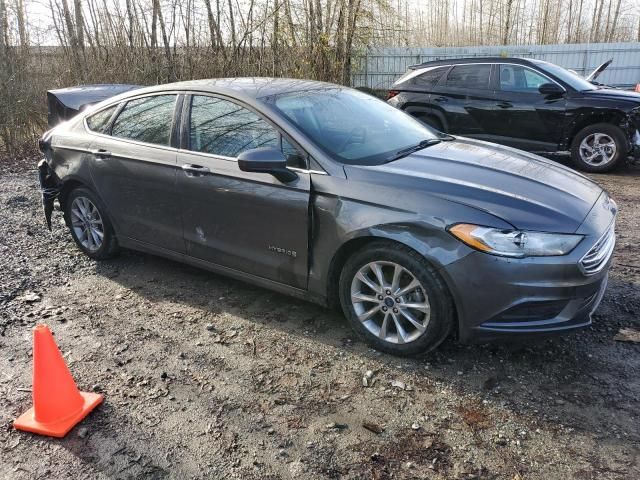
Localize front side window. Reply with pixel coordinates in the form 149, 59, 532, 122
189, 95, 280, 157
111, 95, 177, 146
266, 87, 438, 166
189, 95, 304, 167
445, 64, 491, 89
86, 105, 118, 133
532, 60, 595, 91
499, 65, 550, 93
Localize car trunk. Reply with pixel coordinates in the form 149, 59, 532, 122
47, 84, 141, 127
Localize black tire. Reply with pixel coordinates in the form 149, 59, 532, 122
570, 123, 627, 173
63, 187, 118, 260
339, 241, 455, 356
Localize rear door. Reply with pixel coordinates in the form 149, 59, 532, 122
487, 64, 567, 151
430, 64, 493, 135
176, 94, 311, 289
397, 66, 450, 128
87, 93, 185, 252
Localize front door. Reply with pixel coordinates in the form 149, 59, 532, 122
177, 94, 311, 289
487, 64, 567, 151
88, 94, 185, 252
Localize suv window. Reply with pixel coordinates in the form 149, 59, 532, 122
86, 105, 118, 133
189, 95, 305, 167
413, 66, 449, 87
445, 64, 491, 89
111, 95, 177, 146
499, 65, 549, 92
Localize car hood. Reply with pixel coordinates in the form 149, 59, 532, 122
580, 88, 640, 104
347, 138, 603, 233
585, 59, 612, 82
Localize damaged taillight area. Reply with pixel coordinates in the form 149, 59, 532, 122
37, 159, 62, 231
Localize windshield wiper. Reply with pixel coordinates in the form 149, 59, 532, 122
386, 139, 441, 162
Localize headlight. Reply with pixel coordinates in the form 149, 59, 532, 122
448, 223, 583, 258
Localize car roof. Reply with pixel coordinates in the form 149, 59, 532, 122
121, 77, 336, 100
410, 57, 537, 69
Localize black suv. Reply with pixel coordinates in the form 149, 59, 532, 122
388, 57, 640, 172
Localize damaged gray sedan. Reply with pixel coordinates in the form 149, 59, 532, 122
38, 78, 616, 355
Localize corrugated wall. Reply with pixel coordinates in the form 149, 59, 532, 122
351, 42, 640, 90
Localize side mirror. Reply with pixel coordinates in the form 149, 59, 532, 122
237, 147, 298, 183
538, 82, 564, 96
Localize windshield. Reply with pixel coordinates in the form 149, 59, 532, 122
533, 60, 597, 91
265, 88, 439, 165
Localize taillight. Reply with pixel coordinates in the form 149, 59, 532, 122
387, 90, 399, 100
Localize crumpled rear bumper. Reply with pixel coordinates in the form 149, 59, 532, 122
37, 159, 61, 230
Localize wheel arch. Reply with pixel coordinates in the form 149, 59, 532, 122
565, 112, 631, 152
58, 177, 88, 211
403, 105, 447, 132
58, 177, 114, 233
325, 231, 458, 322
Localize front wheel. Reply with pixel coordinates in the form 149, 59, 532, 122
570, 123, 627, 173
339, 241, 455, 356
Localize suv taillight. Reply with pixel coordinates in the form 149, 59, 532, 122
387, 90, 399, 100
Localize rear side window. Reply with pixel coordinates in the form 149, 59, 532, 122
86, 105, 117, 133
445, 64, 491, 89
412, 66, 449, 87
111, 95, 177, 146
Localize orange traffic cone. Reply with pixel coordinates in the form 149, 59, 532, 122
13, 324, 103, 438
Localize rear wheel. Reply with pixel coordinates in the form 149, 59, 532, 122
570, 123, 627, 172
339, 241, 455, 356
64, 187, 118, 260
413, 113, 444, 132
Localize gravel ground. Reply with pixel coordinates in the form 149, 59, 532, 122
1, 160, 639, 479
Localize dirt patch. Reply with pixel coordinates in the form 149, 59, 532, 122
0, 162, 639, 479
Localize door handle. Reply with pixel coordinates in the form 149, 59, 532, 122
497, 102, 513, 109
90, 149, 111, 158
434, 96, 448, 103
181, 164, 210, 176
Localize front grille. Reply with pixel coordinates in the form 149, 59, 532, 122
580, 225, 615, 275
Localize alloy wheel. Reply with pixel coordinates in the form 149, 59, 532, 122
70, 196, 104, 252
350, 261, 431, 344
578, 133, 617, 166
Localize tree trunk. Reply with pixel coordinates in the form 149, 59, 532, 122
156, 0, 175, 81
503, 0, 514, 45
125, 0, 135, 48
342, 0, 361, 85
73, 0, 83, 49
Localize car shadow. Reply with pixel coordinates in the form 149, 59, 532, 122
90, 248, 640, 449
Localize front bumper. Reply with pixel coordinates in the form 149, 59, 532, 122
443, 250, 612, 344
631, 129, 640, 162
442, 192, 616, 344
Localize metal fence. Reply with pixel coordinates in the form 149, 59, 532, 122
351, 42, 640, 90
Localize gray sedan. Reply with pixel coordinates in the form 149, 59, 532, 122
38, 78, 616, 356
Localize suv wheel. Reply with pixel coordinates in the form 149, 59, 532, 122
339, 241, 454, 356
571, 123, 627, 172
64, 187, 118, 260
